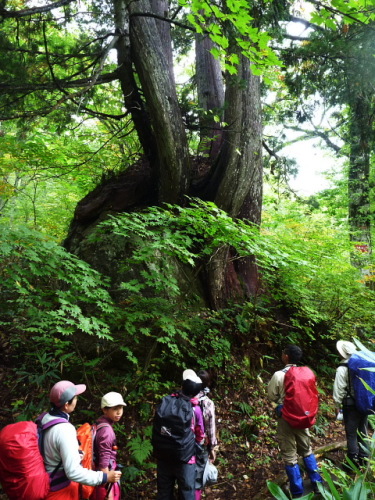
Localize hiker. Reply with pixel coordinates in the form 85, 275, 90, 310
153, 369, 205, 500
41, 380, 121, 499
333, 340, 369, 467
267, 345, 322, 499
195, 370, 219, 500
93, 392, 126, 500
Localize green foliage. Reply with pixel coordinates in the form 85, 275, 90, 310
0, 119, 135, 239
267, 481, 313, 499
0, 225, 116, 339
316, 464, 371, 499
179, 0, 282, 78
126, 433, 153, 465
262, 200, 375, 339
236, 401, 253, 417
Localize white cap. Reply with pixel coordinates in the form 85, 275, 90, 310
183, 369, 202, 384
101, 392, 127, 408
336, 340, 357, 360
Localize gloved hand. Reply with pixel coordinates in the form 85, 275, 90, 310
275, 404, 283, 418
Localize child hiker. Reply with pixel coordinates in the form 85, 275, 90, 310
93, 392, 126, 500
41, 380, 121, 500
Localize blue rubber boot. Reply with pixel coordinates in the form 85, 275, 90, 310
285, 464, 304, 498
303, 454, 323, 492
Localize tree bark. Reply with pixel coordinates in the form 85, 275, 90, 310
213, 57, 263, 221
114, 0, 157, 160
204, 47, 263, 306
195, 33, 225, 161
127, 0, 191, 204
348, 95, 373, 259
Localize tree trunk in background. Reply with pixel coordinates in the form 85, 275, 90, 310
345, 31, 375, 273
347, 95, 373, 278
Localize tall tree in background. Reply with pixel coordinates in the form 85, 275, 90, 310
272, 14, 375, 262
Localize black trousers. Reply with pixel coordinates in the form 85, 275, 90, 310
156, 459, 195, 500
343, 404, 369, 458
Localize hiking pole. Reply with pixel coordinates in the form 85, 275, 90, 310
104, 464, 123, 500
104, 483, 113, 500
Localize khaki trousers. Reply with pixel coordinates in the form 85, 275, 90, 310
276, 417, 312, 465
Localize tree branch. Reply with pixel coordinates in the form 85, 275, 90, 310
262, 140, 280, 160
0, 0, 77, 18
306, 0, 374, 25
0, 71, 119, 93
289, 15, 326, 32
130, 12, 197, 32
285, 125, 342, 154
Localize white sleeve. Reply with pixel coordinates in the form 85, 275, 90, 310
267, 370, 285, 404
333, 365, 348, 407
56, 424, 105, 486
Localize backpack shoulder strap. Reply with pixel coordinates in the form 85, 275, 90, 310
38, 418, 67, 476
96, 422, 111, 431
41, 418, 68, 431
38, 418, 68, 455
339, 362, 352, 395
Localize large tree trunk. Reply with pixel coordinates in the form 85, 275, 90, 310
113, 0, 157, 161
127, 0, 191, 203
205, 49, 263, 307
195, 33, 225, 160
213, 57, 263, 220
65, 0, 264, 309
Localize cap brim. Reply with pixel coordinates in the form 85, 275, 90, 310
183, 369, 202, 384
75, 384, 86, 396
336, 340, 356, 359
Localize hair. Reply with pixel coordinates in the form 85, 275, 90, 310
181, 379, 203, 398
197, 369, 210, 388
283, 345, 303, 364
51, 396, 75, 411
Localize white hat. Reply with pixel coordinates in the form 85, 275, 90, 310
336, 340, 357, 360
101, 392, 127, 408
202, 460, 218, 487
183, 369, 202, 384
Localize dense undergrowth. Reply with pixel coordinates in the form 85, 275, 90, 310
1, 200, 375, 496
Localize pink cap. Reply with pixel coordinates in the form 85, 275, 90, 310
50, 380, 86, 407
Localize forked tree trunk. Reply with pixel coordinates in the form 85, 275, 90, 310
66, 0, 264, 308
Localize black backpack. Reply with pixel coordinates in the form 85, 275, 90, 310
152, 393, 196, 463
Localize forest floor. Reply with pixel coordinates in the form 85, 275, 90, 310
0, 356, 348, 500
123, 378, 347, 500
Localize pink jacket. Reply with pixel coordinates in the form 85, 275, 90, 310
188, 398, 205, 464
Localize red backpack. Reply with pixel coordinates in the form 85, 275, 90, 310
282, 366, 319, 429
0, 418, 67, 500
